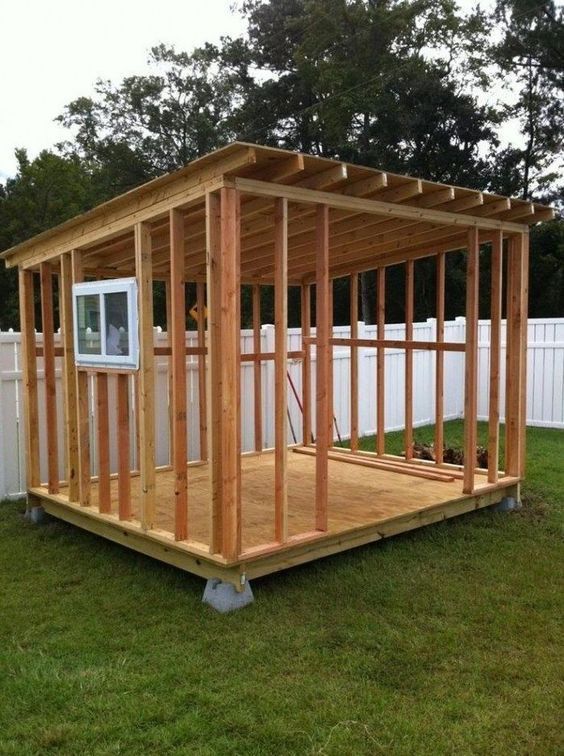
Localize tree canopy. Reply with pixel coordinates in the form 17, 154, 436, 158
0, 0, 562, 329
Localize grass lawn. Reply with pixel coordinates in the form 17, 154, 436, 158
0, 421, 562, 755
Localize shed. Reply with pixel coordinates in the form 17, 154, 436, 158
1, 142, 554, 608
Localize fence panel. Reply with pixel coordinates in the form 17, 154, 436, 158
1, 318, 563, 498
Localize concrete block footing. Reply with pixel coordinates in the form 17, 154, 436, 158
24, 505, 49, 524
202, 578, 254, 613
492, 496, 522, 513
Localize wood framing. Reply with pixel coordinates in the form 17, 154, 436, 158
5, 142, 550, 597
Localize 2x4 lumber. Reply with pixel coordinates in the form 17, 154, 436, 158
117, 373, 131, 519
294, 445, 456, 482
274, 197, 289, 543
59, 254, 79, 501
96, 373, 111, 513
327, 337, 465, 352
206, 192, 223, 553
71, 250, 91, 506
301, 284, 312, 445
412, 188, 455, 208
519, 233, 529, 476
252, 284, 263, 452
350, 273, 359, 452
376, 267, 386, 455
435, 252, 446, 465
375, 179, 423, 203
404, 260, 414, 460
206, 189, 242, 559
18, 269, 40, 488
170, 208, 188, 541
134, 222, 157, 530
343, 173, 387, 197
254, 154, 305, 183
315, 204, 330, 531
39, 262, 59, 494
442, 193, 484, 213
488, 232, 503, 484
463, 228, 480, 494
11, 148, 258, 271
165, 278, 174, 465
196, 281, 208, 461
228, 177, 529, 234
299, 164, 348, 190
505, 233, 527, 478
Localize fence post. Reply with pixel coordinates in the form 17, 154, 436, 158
455, 316, 466, 418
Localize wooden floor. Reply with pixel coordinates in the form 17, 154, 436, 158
81, 451, 503, 552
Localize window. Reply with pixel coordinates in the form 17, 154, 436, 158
73, 278, 139, 369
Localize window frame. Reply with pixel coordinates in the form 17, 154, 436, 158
72, 278, 139, 370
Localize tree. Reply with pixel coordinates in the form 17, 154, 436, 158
0, 150, 97, 329
490, 0, 564, 204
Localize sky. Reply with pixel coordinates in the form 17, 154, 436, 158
0, 0, 245, 180
0, 0, 517, 183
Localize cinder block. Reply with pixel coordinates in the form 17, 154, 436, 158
202, 578, 254, 613
491, 496, 522, 513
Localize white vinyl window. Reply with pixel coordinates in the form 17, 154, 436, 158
73, 278, 139, 369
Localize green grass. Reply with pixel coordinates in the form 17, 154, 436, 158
0, 421, 562, 755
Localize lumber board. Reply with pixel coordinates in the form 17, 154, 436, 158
463, 228, 479, 494
170, 208, 188, 540
39, 262, 59, 493
488, 232, 502, 483
315, 204, 330, 531
59, 254, 79, 501
274, 197, 288, 543
18, 269, 40, 488
135, 222, 156, 529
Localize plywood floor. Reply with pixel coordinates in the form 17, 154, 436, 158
84, 452, 489, 551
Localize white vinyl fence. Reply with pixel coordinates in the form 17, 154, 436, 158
1, 317, 563, 499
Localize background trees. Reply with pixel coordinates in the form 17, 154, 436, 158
0, 0, 562, 328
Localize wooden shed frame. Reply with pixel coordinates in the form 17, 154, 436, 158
2, 142, 554, 595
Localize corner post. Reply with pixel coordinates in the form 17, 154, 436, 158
274, 197, 288, 543
134, 222, 156, 530
60, 253, 79, 501
206, 188, 242, 560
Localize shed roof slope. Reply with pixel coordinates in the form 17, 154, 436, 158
1, 141, 554, 269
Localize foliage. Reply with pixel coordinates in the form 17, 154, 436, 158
0, 421, 562, 753
0, 0, 563, 328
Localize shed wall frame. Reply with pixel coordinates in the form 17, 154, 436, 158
5, 143, 547, 591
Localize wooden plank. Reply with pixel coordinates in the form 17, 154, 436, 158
315, 204, 330, 531
39, 262, 59, 493
59, 254, 79, 501
376, 267, 386, 455
6, 147, 257, 270
327, 337, 465, 352
350, 273, 359, 452
463, 228, 479, 494
301, 284, 312, 444
170, 208, 188, 540
435, 252, 445, 465
134, 222, 156, 530
294, 445, 456, 482
488, 232, 502, 483
165, 278, 174, 465
505, 233, 526, 477
206, 189, 242, 559
71, 250, 91, 506
18, 269, 40, 488
404, 259, 414, 460
328, 279, 334, 446
206, 191, 223, 553
117, 373, 131, 519
519, 233, 529, 476
252, 283, 263, 452
274, 197, 288, 543
196, 281, 208, 461
96, 373, 111, 512
229, 177, 529, 234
